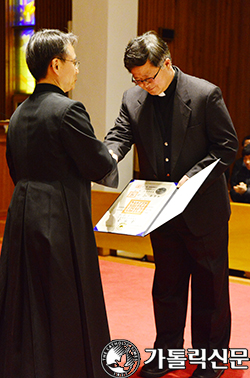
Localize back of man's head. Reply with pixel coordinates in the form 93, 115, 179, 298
26, 29, 78, 81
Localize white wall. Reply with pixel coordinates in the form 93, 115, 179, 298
72, 0, 138, 191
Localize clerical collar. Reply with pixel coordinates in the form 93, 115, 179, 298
34, 83, 66, 96
158, 67, 178, 97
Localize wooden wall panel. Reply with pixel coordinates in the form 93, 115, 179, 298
138, 0, 250, 158
36, 0, 72, 31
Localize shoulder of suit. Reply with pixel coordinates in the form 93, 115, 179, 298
177, 67, 218, 91
29, 88, 88, 117
44, 91, 86, 110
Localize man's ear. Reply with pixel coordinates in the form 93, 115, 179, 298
164, 58, 172, 68
50, 58, 60, 75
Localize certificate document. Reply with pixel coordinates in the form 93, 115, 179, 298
94, 180, 177, 236
94, 159, 220, 236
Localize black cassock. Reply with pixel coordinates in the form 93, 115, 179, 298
0, 84, 118, 378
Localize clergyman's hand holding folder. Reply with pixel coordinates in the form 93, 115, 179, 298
94, 159, 219, 237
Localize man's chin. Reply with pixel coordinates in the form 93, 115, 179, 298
146, 87, 161, 96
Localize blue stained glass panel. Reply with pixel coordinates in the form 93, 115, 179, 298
14, 0, 35, 26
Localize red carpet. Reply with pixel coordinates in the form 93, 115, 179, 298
0, 241, 249, 377
100, 258, 250, 377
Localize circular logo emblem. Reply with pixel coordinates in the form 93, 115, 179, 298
101, 339, 141, 377
155, 187, 167, 195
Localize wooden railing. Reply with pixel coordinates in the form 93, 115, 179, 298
228, 202, 250, 273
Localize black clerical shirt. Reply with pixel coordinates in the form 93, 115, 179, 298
152, 68, 178, 180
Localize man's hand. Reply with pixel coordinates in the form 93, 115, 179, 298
109, 149, 118, 162
177, 175, 189, 188
233, 182, 247, 195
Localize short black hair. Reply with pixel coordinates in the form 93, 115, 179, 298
124, 31, 171, 72
26, 29, 78, 81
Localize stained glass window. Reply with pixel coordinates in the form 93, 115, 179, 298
13, 0, 36, 94
14, 0, 35, 26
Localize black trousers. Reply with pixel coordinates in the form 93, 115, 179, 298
150, 214, 231, 357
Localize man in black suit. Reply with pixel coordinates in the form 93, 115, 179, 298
104, 31, 238, 378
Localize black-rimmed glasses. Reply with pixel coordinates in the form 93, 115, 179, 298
132, 65, 162, 85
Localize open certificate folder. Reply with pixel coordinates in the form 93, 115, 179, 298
94, 159, 220, 236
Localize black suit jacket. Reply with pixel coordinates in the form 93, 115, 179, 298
105, 68, 238, 236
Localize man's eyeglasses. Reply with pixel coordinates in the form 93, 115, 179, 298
132, 65, 162, 86
59, 58, 80, 69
